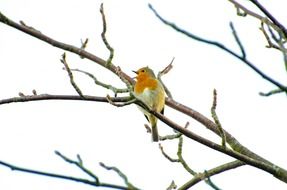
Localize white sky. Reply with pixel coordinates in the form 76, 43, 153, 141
0, 0, 287, 190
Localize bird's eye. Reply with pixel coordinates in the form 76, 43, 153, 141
141, 69, 145, 73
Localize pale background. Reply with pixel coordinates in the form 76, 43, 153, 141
0, 0, 287, 189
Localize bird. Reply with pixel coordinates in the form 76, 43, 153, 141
133, 66, 165, 142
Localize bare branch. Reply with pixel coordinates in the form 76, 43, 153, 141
157, 58, 174, 99
176, 137, 197, 175
0, 11, 133, 87
0, 159, 131, 190
249, 0, 287, 39
55, 151, 99, 183
80, 38, 89, 59
228, 0, 279, 31
179, 160, 245, 189
259, 89, 286, 96
71, 68, 129, 96
260, 22, 281, 50
211, 89, 226, 148
106, 94, 135, 107
80, 38, 89, 50
100, 3, 114, 67
159, 143, 180, 162
229, 22, 246, 59
148, 4, 287, 93
159, 133, 182, 141
149, 102, 287, 183
1, 6, 287, 185
99, 162, 140, 190
0, 94, 131, 106
160, 136, 222, 189
61, 53, 84, 97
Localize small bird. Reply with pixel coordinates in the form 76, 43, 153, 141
133, 66, 165, 142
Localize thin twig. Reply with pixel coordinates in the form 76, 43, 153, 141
157, 58, 174, 99
100, 3, 114, 67
229, 22, 246, 59
99, 162, 139, 190
159, 133, 182, 141
259, 89, 285, 96
177, 136, 197, 175
71, 68, 129, 96
106, 94, 135, 107
159, 143, 180, 162
60, 53, 84, 97
211, 89, 226, 148
80, 38, 89, 59
260, 22, 281, 50
55, 151, 99, 183
166, 180, 177, 190
81, 38, 89, 49
204, 170, 221, 190
179, 160, 245, 189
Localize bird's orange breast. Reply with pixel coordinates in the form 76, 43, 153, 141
134, 77, 158, 94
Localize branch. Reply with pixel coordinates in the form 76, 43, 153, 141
229, 22, 246, 59
211, 89, 226, 147
151, 100, 287, 183
228, 0, 280, 32
70, 68, 129, 96
259, 88, 286, 96
61, 53, 84, 97
80, 38, 89, 59
0, 94, 131, 105
249, 0, 287, 38
0, 159, 132, 190
179, 160, 245, 189
0, 11, 133, 87
148, 4, 287, 93
100, 3, 114, 66
55, 151, 99, 183
3, 92, 283, 184
157, 58, 174, 99
1, 7, 287, 185
99, 162, 139, 190
160, 136, 223, 189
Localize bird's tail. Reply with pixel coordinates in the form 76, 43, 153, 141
151, 121, 159, 142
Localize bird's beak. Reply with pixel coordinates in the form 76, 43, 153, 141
132, 70, 138, 79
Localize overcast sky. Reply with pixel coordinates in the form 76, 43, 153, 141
1, 1, 287, 190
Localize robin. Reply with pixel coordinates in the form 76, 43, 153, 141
133, 66, 165, 142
